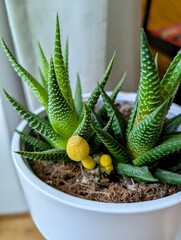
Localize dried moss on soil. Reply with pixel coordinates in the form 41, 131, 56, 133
31, 160, 181, 203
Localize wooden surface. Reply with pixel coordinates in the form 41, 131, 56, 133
0, 214, 44, 240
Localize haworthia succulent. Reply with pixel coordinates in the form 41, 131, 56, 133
53, 14, 74, 109
0, 37, 48, 109
73, 104, 91, 139
133, 30, 161, 126
160, 50, 181, 101
38, 42, 49, 89
74, 74, 83, 118
63, 37, 69, 74
48, 58, 78, 138
98, 86, 127, 144
162, 113, 181, 135
92, 124, 130, 164
39, 67, 47, 90
133, 136, 181, 167
110, 72, 126, 103
96, 72, 127, 119
87, 52, 116, 110
89, 112, 115, 153
16, 130, 52, 151
128, 99, 169, 159
17, 149, 70, 162
154, 168, 181, 185
117, 163, 158, 182
126, 93, 138, 138
4, 90, 65, 149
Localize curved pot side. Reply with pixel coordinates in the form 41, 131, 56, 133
12, 92, 181, 240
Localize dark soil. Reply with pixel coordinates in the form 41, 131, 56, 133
29, 101, 181, 203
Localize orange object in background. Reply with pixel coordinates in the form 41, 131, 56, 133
151, 23, 181, 48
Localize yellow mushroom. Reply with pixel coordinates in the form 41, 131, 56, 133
100, 154, 112, 167
104, 164, 114, 175
82, 156, 96, 170
66, 135, 89, 161
100, 154, 114, 175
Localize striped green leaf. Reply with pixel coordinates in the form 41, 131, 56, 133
126, 93, 138, 138
74, 74, 83, 118
73, 104, 91, 139
0, 37, 48, 109
4, 89, 65, 149
154, 168, 181, 185
110, 72, 126, 103
48, 58, 78, 138
92, 124, 130, 163
133, 135, 181, 167
16, 130, 52, 151
63, 37, 69, 74
128, 99, 169, 159
117, 163, 158, 182
16, 149, 70, 162
162, 113, 181, 135
133, 30, 161, 126
53, 14, 74, 109
160, 50, 181, 101
87, 52, 115, 109
99, 85, 127, 144
38, 67, 47, 90
97, 72, 126, 119
89, 112, 115, 153
38, 42, 49, 89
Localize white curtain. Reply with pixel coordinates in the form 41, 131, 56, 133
0, 0, 141, 214
0, 0, 27, 214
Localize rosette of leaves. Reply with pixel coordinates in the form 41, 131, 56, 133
0, 14, 123, 163
92, 30, 181, 185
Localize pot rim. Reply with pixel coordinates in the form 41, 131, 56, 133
12, 92, 181, 214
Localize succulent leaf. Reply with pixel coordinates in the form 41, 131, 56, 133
87, 52, 115, 109
38, 42, 49, 89
99, 85, 127, 143
154, 53, 158, 70
133, 30, 161, 126
4, 89, 65, 149
110, 72, 126, 103
63, 37, 69, 73
38, 67, 47, 90
92, 124, 130, 164
16, 130, 52, 151
126, 93, 138, 138
97, 73, 126, 119
0, 37, 48, 109
53, 14, 74, 109
117, 163, 158, 182
160, 50, 181, 101
154, 168, 181, 185
103, 112, 115, 133
48, 58, 78, 138
128, 99, 169, 159
133, 135, 181, 167
162, 113, 181, 135
89, 113, 115, 153
16, 149, 70, 162
74, 74, 83, 117
73, 104, 91, 139
91, 110, 103, 129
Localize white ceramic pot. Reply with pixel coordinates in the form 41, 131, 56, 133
12, 92, 181, 240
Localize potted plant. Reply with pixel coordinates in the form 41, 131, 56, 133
1, 14, 181, 240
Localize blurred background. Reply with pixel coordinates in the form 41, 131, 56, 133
0, 0, 180, 239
